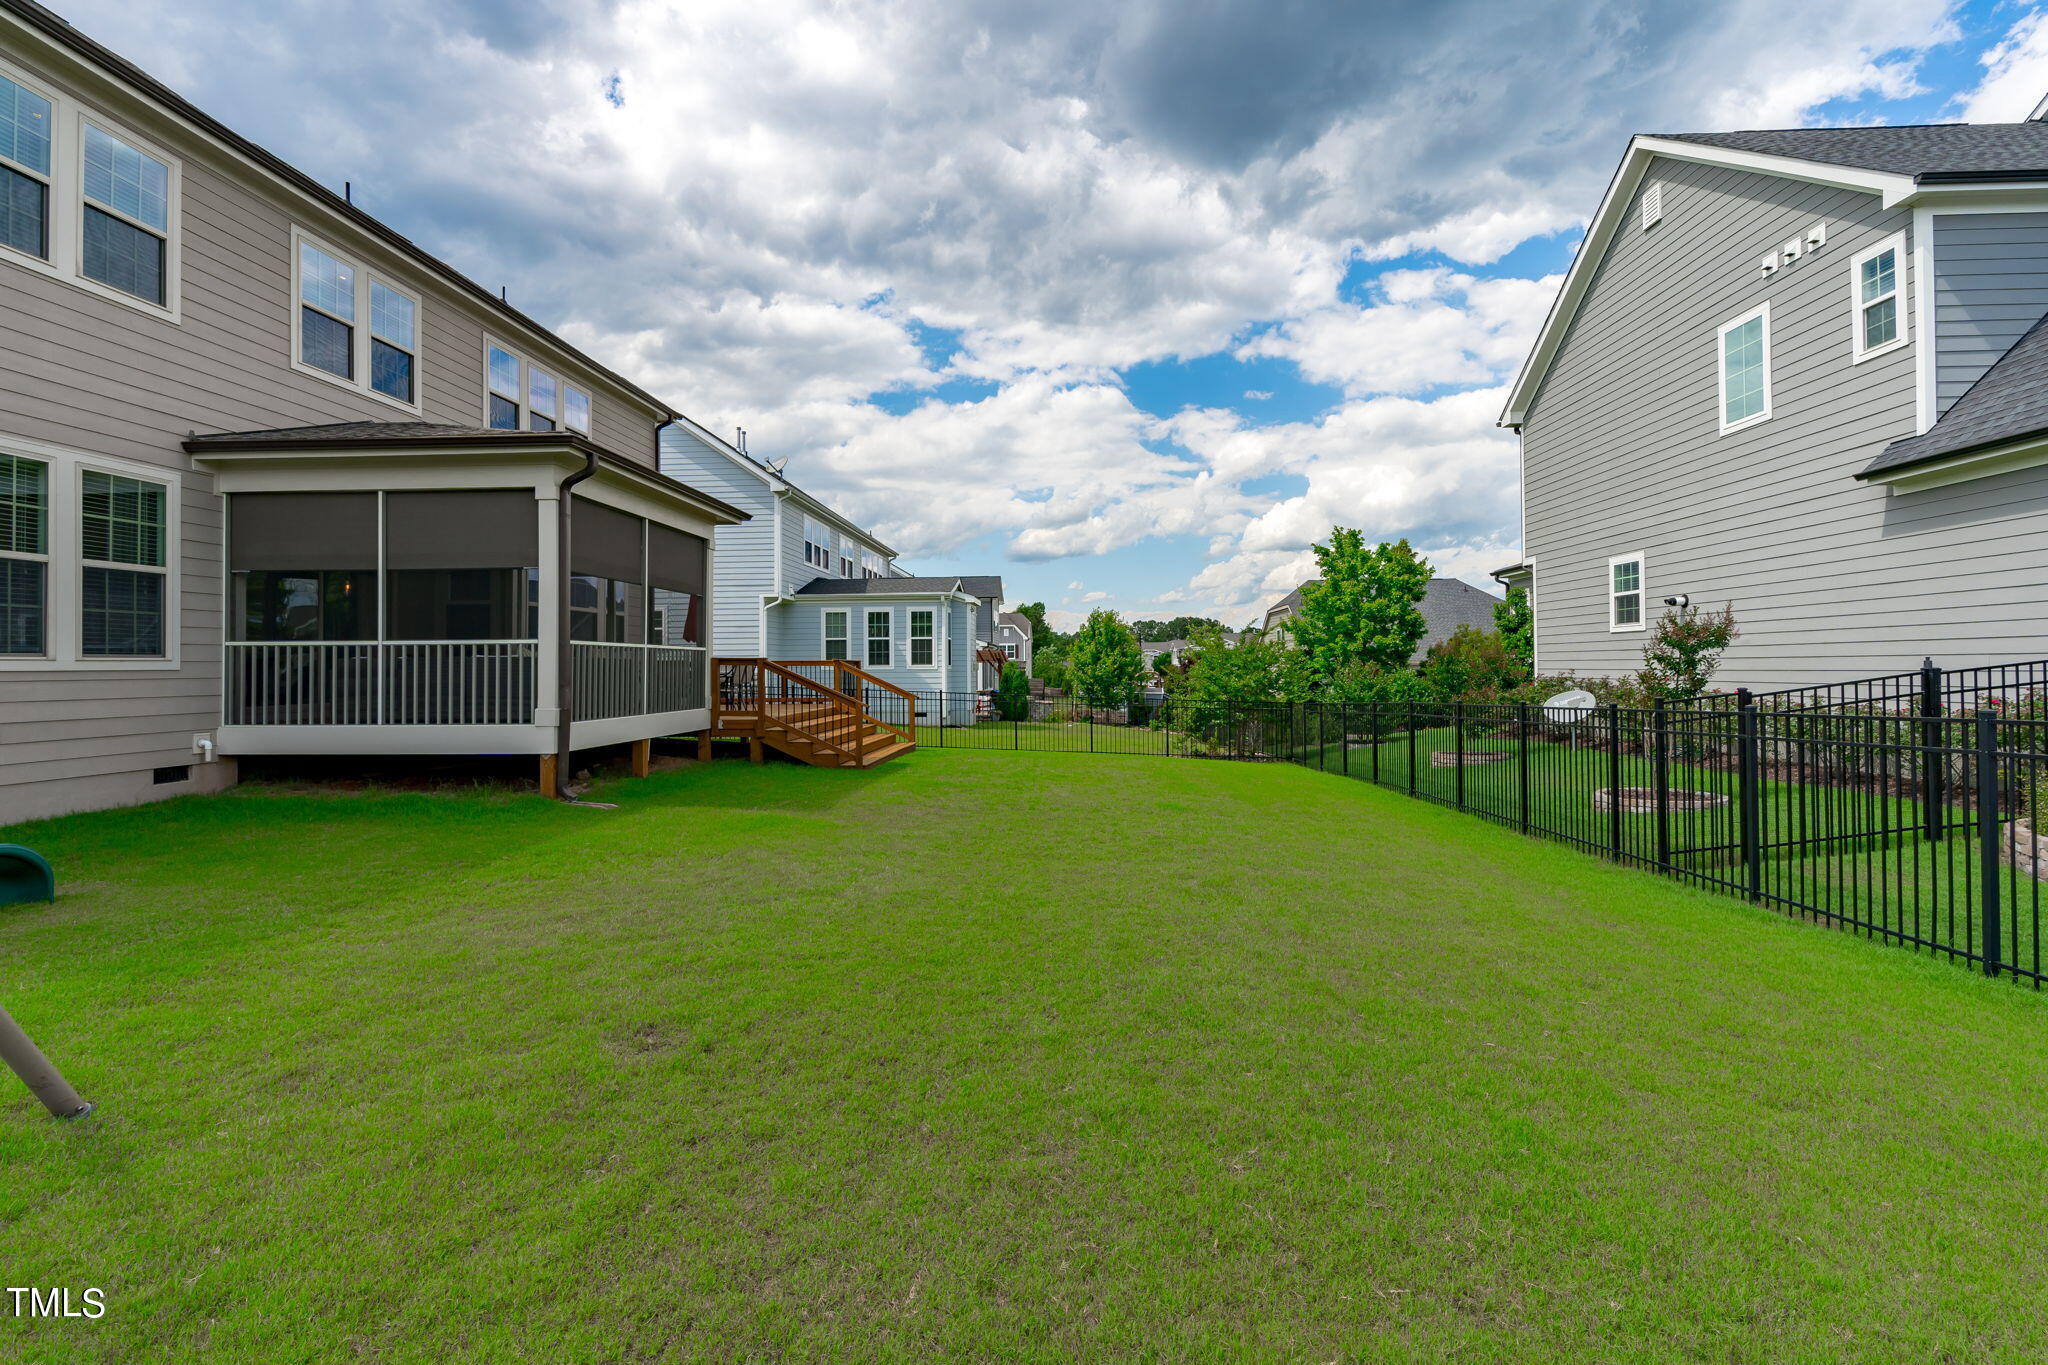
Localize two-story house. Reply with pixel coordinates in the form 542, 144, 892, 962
0, 0, 747, 822
660, 422, 1005, 723
993, 611, 1033, 676
1502, 107, 2048, 691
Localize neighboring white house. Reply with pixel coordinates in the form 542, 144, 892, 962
659, 422, 1005, 721
1501, 110, 2048, 690
1260, 578, 1501, 658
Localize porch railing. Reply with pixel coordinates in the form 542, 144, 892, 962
572, 642, 710, 721
224, 641, 708, 726
224, 641, 539, 726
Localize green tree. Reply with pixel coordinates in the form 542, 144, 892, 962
1638, 603, 1740, 700
1130, 615, 1225, 642
1014, 601, 1058, 654
1066, 609, 1146, 711
1173, 624, 1308, 728
1289, 529, 1433, 678
993, 662, 1032, 720
1492, 586, 1534, 677
1418, 626, 1526, 701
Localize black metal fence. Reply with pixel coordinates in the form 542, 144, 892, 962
1682, 656, 2048, 716
888, 688, 2048, 988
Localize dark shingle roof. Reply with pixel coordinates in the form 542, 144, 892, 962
1655, 123, 2048, 180
794, 575, 1004, 599
184, 423, 750, 520
1860, 316, 2048, 478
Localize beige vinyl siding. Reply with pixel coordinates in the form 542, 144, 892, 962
0, 38, 666, 821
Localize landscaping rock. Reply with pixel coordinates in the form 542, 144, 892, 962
2004, 818, 2048, 880
1430, 750, 1510, 767
1592, 786, 1731, 814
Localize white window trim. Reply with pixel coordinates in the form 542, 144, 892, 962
289, 227, 423, 414
0, 433, 180, 671
484, 336, 593, 435
1608, 552, 1646, 634
1716, 302, 1772, 435
864, 607, 893, 668
821, 607, 850, 661
803, 516, 832, 571
0, 55, 182, 323
908, 607, 938, 669
1849, 231, 1909, 365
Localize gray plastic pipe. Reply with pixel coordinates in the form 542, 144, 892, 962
0, 1003, 91, 1119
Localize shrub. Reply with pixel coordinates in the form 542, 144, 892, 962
993, 662, 1031, 721
1419, 626, 1526, 701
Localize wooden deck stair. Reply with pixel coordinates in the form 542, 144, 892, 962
710, 659, 918, 769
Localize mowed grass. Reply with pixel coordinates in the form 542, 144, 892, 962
3, 751, 2048, 1361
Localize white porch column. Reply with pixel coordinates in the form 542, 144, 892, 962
534, 487, 561, 727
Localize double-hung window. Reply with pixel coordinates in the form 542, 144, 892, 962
294, 230, 422, 407
485, 339, 589, 434
865, 608, 892, 667
861, 551, 884, 580
1609, 553, 1645, 632
82, 122, 170, 306
1851, 233, 1907, 362
823, 608, 849, 661
0, 73, 51, 261
909, 609, 935, 666
1717, 304, 1770, 433
0, 62, 181, 317
803, 517, 831, 570
80, 469, 167, 657
0, 453, 47, 655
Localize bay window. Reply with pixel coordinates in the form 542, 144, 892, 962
529, 368, 557, 432
485, 340, 593, 437
804, 516, 831, 570
865, 608, 892, 667
909, 609, 934, 666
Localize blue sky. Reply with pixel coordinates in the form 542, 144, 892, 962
63, 0, 2048, 627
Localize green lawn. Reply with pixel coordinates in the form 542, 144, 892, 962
4, 750, 2048, 1360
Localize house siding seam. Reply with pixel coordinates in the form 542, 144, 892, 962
1514, 154, 2030, 691
0, 33, 669, 823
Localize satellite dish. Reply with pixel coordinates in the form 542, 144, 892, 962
1542, 688, 1597, 723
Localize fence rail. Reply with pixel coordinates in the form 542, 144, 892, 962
895, 688, 2048, 988
1681, 656, 2048, 715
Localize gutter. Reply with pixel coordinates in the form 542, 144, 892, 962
554, 447, 600, 801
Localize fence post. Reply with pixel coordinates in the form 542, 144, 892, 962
1606, 703, 1623, 860
1454, 701, 1466, 809
1977, 709, 2003, 978
1371, 705, 1381, 785
1407, 702, 1417, 795
1518, 702, 1530, 834
1340, 704, 1349, 775
1739, 703, 1761, 902
1921, 657, 1945, 842
1652, 699, 1671, 870
1089, 707, 1095, 753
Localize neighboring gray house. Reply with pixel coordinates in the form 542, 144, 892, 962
1139, 634, 1238, 672
1501, 109, 2048, 690
659, 424, 1005, 721
994, 611, 1034, 676
1260, 578, 1500, 658
0, 0, 743, 821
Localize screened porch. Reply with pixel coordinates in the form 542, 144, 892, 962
214, 483, 712, 755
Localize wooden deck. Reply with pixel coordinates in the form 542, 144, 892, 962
708, 659, 918, 768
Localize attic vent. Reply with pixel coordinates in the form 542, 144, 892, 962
1640, 184, 1663, 231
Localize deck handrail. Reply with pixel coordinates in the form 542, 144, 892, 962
713, 657, 911, 758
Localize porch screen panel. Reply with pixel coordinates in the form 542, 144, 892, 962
229, 492, 376, 570
647, 525, 707, 596
570, 500, 644, 583
385, 490, 536, 569
648, 524, 706, 647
